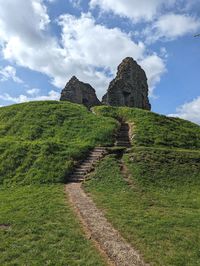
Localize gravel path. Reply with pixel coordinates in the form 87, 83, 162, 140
66, 183, 148, 266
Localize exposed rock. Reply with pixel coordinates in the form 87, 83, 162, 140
102, 57, 151, 110
60, 76, 101, 108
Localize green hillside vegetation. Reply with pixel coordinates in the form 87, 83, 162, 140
85, 106, 200, 265
1, 102, 200, 265
93, 106, 200, 149
0, 185, 106, 265
0, 101, 117, 185
0, 101, 116, 265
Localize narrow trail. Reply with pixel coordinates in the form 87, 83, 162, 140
65, 121, 148, 266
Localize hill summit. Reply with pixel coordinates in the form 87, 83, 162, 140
60, 57, 151, 110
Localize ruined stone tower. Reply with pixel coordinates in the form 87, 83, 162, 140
60, 76, 101, 108
102, 57, 151, 110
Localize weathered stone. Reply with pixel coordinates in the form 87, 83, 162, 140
60, 76, 101, 108
102, 57, 151, 110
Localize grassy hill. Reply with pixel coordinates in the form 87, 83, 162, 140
93, 105, 200, 149
0, 101, 118, 265
85, 106, 200, 265
0, 101, 117, 185
1, 101, 200, 265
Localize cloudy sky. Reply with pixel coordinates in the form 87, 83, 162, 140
0, 0, 199, 124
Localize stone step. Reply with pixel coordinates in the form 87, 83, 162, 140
116, 142, 131, 146
67, 178, 84, 183
117, 132, 129, 135
116, 141, 130, 143
67, 146, 108, 183
118, 131, 129, 134
93, 148, 107, 151
74, 166, 91, 171
82, 160, 95, 164
88, 156, 102, 159
90, 151, 105, 154
79, 164, 92, 168
72, 174, 87, 178
89, 154, 104, 157
93, 151, 106, 153
70, 174, 85, 178
74, 167, 89, 171
80, 163, 92, 167
80, 162, 92, 166
119, 126, 129, 128
117, 139, 129, 141
73, 170, 88, 174
77, 167, 91, 171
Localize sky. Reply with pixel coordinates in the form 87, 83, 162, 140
0, 0, 200, 124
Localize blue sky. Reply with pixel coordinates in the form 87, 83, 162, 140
0, 0, 199, 124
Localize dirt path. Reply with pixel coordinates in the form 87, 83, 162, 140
65, 121, 149, 265
65, 183, 148, 266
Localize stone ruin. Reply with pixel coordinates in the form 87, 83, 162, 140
60, 76, 100, 108
60, 57, 151, 110
102, 57, 151, 110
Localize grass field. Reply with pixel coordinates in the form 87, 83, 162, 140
0, 185, 106, 265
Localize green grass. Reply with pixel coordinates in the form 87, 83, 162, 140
85, 152, 200, 265
0, 185, 106, 265
0, 101, 118, 185
93, 106, 200, 149
86, 106, 200, 265
0, 101, 118, 265
1, 101, 200, 265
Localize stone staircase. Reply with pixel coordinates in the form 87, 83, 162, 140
67, 122, 131, 183
115, 122, 131, 147
67, 147, 107, 182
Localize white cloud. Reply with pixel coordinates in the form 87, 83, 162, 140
57, 13, 166, 97
145, 13, 200, 42
45, 0, 57, 3
0, 0, 50, 44
0, 65, 23, 83
90, 0, 175, 22
57, 13, 148, 96
0, 1, 166, 99
140, 54, 166, 96
26, 88, 40, 95
69, 0, 82, 8
0, 90, 60, 104
169, 96, 200, 124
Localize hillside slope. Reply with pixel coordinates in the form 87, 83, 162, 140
0, 101, 117, 185
93, 106, 200, 149
85, 106, 200, 265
